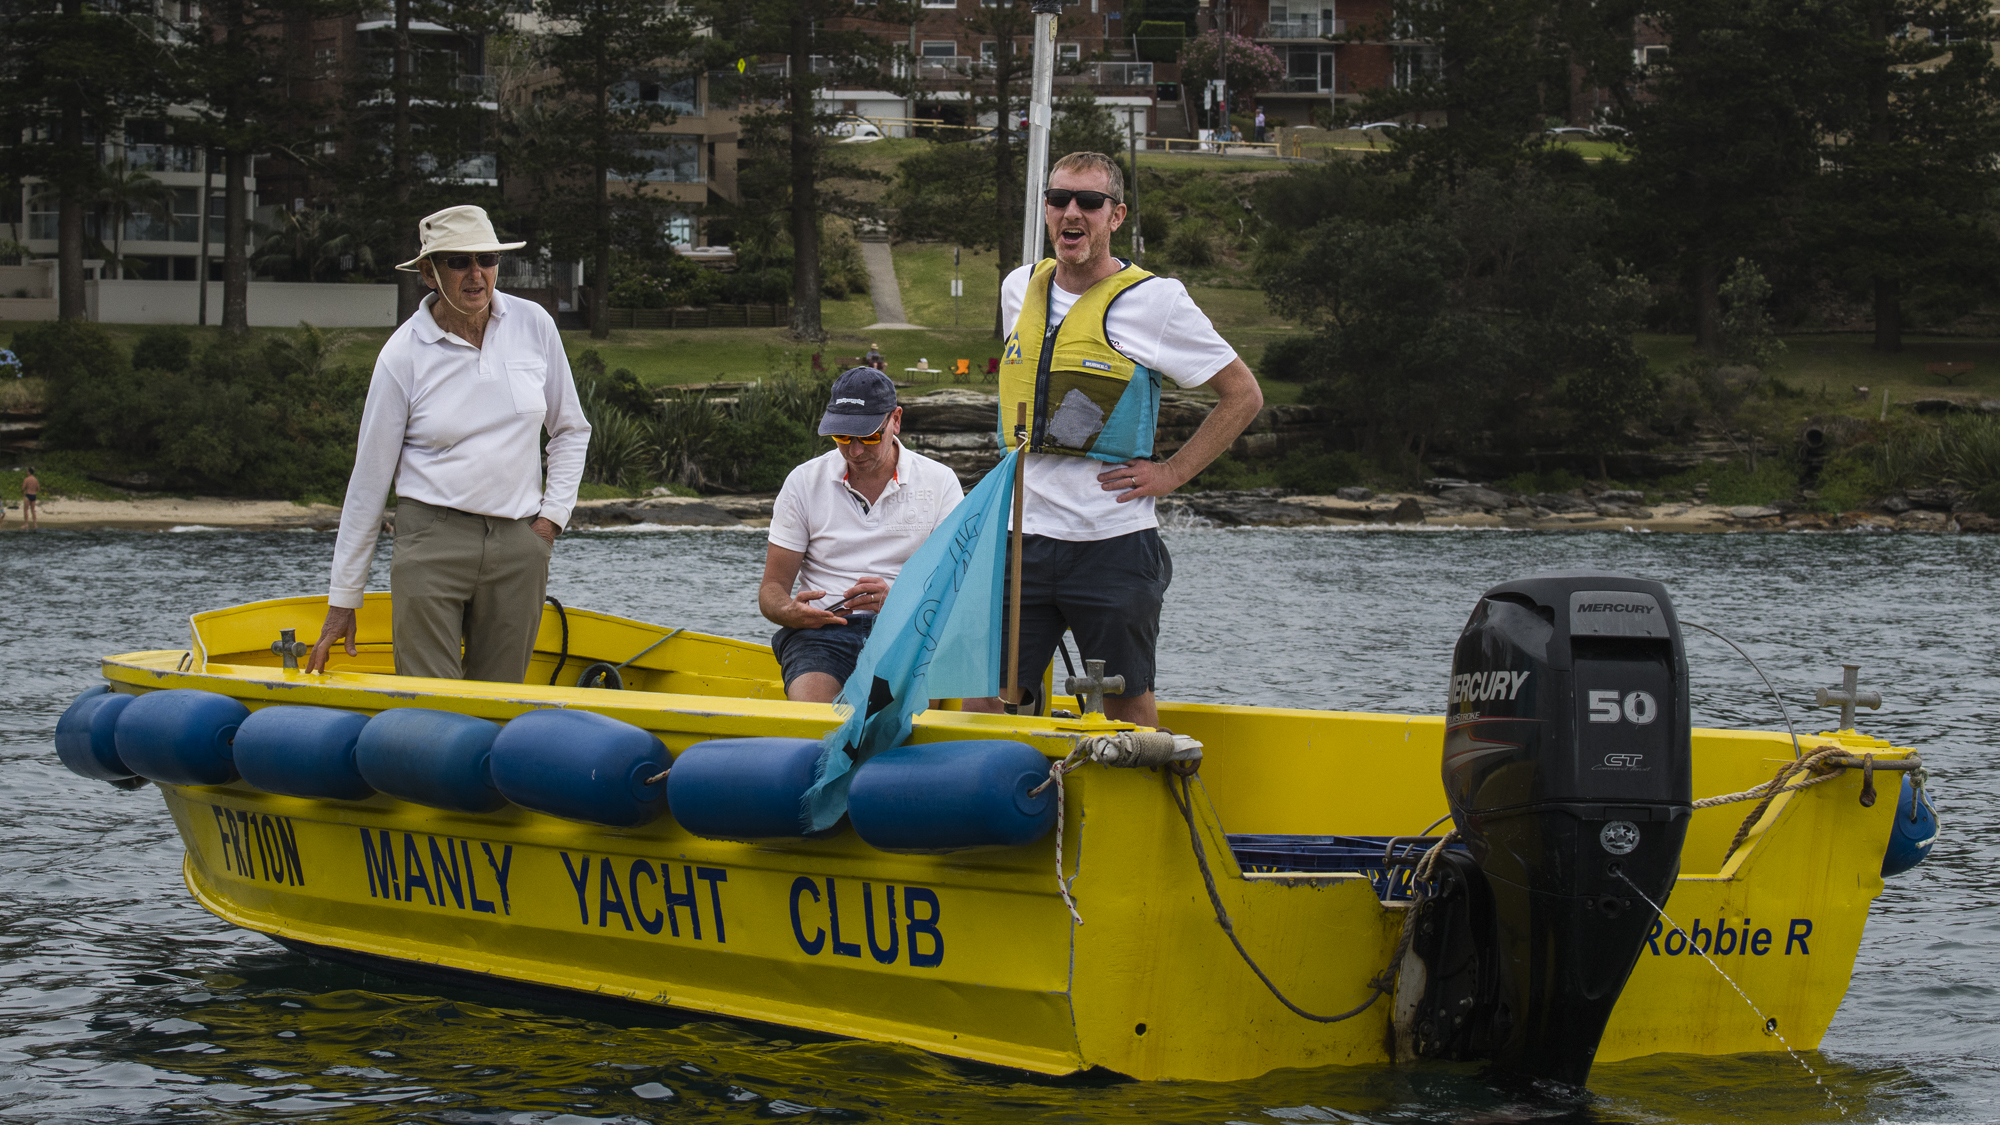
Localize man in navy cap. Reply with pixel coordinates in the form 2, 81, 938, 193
759, 368, 965, 702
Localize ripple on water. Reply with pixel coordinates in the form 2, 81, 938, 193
2, 527, 1995, 1122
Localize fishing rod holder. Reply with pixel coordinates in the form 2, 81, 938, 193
1814, 663, 1881, 731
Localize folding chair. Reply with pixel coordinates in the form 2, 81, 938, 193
984, 357, 1000, 381
952, 358, 971, 380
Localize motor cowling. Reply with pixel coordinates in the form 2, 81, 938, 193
1398, 572, 1692, 1087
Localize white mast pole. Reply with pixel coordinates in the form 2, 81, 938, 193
1020, 0, 1061, 267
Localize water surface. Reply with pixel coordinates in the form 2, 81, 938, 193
2, 525, 1992, 1123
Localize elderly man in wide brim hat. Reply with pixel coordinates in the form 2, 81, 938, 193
307, 204, 592, 682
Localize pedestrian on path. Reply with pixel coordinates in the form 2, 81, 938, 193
1255, 109, 1266, 143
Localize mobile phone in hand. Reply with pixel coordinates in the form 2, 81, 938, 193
823, 592, 862, 614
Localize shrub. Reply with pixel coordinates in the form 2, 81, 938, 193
1259, 336, 1321, 383
131, 326, 192, 374
1163, 218, 1219, 268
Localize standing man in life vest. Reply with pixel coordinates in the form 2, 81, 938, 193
991, 151, 1263, 726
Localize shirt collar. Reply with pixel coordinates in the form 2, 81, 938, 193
827, 438, 907, 484
412, 290, 506, 344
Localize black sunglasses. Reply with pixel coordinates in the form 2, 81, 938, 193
432, 252, 501, 271
1044, 188, 1115, 210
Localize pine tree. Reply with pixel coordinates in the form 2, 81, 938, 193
522, 0, 698, 340
1814, 0, 2000, 351
0, 0, 169, 319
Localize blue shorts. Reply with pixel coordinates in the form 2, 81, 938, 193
771, 615, 876, 689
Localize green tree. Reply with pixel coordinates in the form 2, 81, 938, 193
1340, 0, 1619, 183
1050, 87, 1128, 163
0, 0, 168, 319
331, 0, 508, 320
520, 0, 698, 339
1605, 0, 1843, 353
1813, 0, 2000, 352
1260, 168, 1652, 471
173, 0, 325, 333
93, 158, 176, 279
690, 0, 916, 340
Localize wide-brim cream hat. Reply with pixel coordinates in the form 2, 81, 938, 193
395, 205, 526, 271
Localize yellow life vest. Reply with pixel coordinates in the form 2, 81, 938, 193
998, 259, 1160, 462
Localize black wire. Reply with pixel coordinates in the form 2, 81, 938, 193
1170, 774, 1386, 1023
545, 595, 570, 686
1683, 621, 1803, 760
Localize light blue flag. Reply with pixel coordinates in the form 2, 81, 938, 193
801, 449, 1019, 833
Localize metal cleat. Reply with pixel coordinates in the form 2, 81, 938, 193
1814, 663, 1882, 731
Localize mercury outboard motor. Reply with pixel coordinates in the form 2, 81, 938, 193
1396, 573, 1692, 1087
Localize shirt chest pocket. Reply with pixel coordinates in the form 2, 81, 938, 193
506, 359, 547, 415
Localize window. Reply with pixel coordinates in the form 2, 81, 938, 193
1393, 44, 1439, 87
1058, 42, 1081, 61
666, 213, 694, 247
611, 136, 703, 183
924, 0, 955, 7
125, 188, 204, 243
1635, 44, 1668, 66
980, 41, 998, 62
921, 40, 958, 57
613, 77, 700, 115
27, 196, 57, 241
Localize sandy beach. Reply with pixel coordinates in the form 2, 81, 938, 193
3, 496, 344, 532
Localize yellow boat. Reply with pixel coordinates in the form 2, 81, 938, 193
59, 576, 1932, 1087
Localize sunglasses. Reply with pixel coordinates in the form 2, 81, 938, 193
1044, 188, 1115, 210
432, 252, 501, 271
830, 428, 886, 446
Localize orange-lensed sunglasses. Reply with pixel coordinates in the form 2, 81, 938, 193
830, 428, 886, 446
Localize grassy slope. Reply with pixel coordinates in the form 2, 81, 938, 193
1635, 332, 2000, 428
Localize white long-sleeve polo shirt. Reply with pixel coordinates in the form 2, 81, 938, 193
327, 291, 591, 609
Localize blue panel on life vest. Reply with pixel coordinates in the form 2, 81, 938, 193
847, 740, 1054, 853
234, 705, 375, 802
1090, 365, 1160, 463
490, 708, 670, 828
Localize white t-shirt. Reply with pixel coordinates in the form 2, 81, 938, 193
1000, 264, 1238, 541
767, 441, 966, 610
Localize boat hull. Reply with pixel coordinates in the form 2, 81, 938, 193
96, 594, 1911, 1083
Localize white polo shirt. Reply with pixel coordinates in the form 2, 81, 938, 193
767, 441, 965, 610
327, 291, 591, 609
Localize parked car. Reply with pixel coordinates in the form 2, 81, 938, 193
830, 117, 884, 143
1357, 120, 1425, 131
1544, 126, 1596, 138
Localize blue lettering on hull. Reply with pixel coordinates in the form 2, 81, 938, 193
790, 876, 944, 968
562, 853, 730, 944
1644, 917, 1805, 956
210, 804, 306, 886
358, 829, 512, 915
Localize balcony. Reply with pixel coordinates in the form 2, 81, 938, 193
1054, 61, 1155, 86
1259, 18, 1343, 38
916, 56, 983, 80
124, 143, 200, 174
1271, 75, 1329, 93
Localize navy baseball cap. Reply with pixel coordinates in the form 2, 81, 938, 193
818, 367, 899, 437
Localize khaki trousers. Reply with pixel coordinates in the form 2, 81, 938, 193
390, 498, 550, 683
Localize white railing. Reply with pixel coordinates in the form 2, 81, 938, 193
1055, 61, 1154, 85
1259, 17, 1343, 37
916, 56, 982, 80
124, 143, 200, 173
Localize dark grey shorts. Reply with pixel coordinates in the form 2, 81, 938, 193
771, 615, 876, 688
1009, 529, 1172, 711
